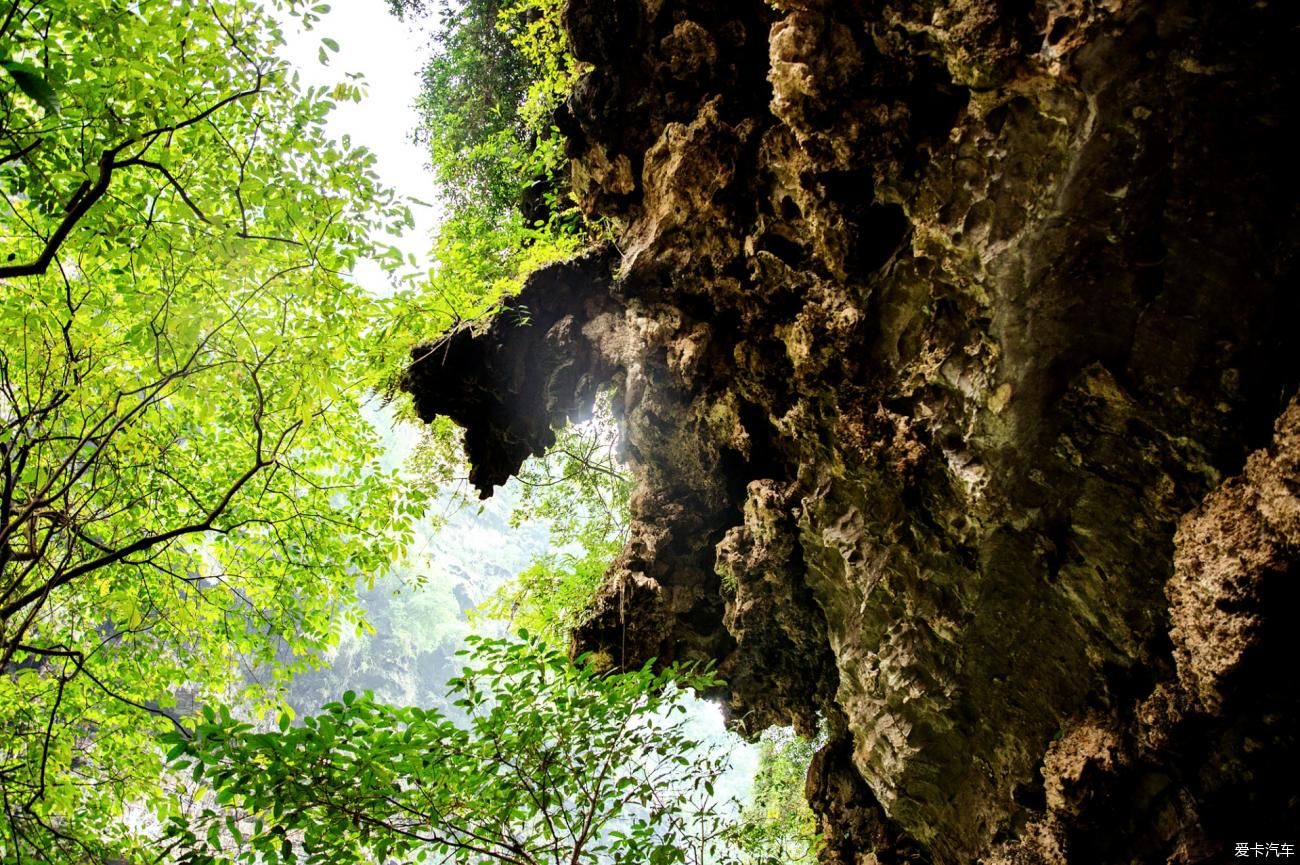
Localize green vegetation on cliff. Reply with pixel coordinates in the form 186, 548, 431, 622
473, 393, 631, 646
379, 0, 592, 356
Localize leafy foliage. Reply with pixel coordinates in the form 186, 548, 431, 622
408, 0, 536, 213
480, 538, 620, 647
373, 0, 595, 379
738, 728, 821, 864
475, 393, 630, 645
276, 561, 470, 718
394, 0, 577, 216
373, 197, 587, 383
0, 58, 59, 115
0, 1, 424, 860
164, 636, 753, 865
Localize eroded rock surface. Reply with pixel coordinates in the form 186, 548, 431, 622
402, 0, 1300, 860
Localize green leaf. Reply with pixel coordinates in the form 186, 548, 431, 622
1, 59, 60, 114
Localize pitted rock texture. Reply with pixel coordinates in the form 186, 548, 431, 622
402, 0, 1300, 861
1168, 399, 1300, 715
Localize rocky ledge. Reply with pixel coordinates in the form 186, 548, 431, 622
401, 0, 1300, 861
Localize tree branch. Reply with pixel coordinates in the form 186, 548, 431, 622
0, 0, 24, 43
0, 135, 41, 165
0, 79, 264, 281
0, 446, 274, 621
117, 158, 209, 223
0, 148, 116, 279
11, 643, 192, 738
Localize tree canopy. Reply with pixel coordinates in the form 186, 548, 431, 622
0, 1, 423, 859
164, 636, 749, 865
390, 0, 575, 217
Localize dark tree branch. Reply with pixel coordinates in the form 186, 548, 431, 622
117, 158, 210, 223
0, 149, 115, 279
0, 135, 41, 165
11, 643, 192, 738
0, 79, 264, 281
30, 670, 66, 807
0, 0, 24, 42
0, 443, 275, 622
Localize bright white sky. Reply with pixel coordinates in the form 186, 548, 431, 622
276, 0, 443, 290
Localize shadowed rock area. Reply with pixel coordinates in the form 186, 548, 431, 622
402, 249, 618, 497
402, 0, 1300, 861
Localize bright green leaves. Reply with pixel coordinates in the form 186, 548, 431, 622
471, 391, 631, 645
415, 0, 543, 212
475, 534, 622, 646
318, 36, 340, 65
0, 1, 421, 862
738, 728, 822, 863
371, 0, 596, 385
1, 0, 411, 277
497, 0, 576, 137
164, 635, 746, 865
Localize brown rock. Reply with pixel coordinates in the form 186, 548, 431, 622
402, 0, 1300, 860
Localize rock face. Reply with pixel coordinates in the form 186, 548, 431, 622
401, 0, 1300, 861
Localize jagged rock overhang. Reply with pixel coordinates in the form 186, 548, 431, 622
401, 0, 1300, 861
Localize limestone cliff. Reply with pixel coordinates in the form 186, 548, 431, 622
401, 0, 1300, 861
